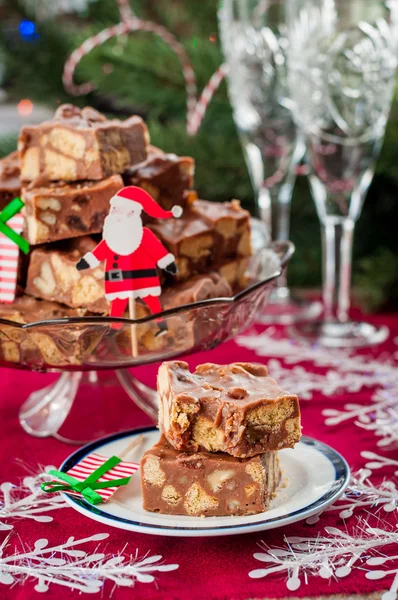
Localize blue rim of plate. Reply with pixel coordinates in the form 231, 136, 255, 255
60, 426, 350, 535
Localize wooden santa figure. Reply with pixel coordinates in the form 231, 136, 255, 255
76, 186, 182, 333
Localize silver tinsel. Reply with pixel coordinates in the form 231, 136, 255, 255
0, 532, 179, 593
249, 521, 398, 594
0, 466, 67, 531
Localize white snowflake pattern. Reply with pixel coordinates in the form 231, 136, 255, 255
237, 328, 398, 447
0, 532, 179, 593
306, 469, 398, 525
261, 359, 391, 400
237, 329, 397, 397
365, 554, 398, 600
0, 466, 68, 531
361, 451, 398, 477
249, 523, 398, 592
238, 328, 395, 372
323, 388, 398, 448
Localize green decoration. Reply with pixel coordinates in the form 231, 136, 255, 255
0, 197, 29, 254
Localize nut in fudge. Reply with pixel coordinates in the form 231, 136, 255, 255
158, 361, 301, 457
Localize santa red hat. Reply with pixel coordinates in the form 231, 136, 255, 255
111, 186, 183, 219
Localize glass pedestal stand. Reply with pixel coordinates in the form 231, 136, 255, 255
19, 370, 157, 445
9, 241, 293, 444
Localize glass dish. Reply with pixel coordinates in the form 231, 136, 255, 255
0, 241, 293, 443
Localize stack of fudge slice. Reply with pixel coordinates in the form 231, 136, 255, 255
141, 361, 301, 517
0, 103, 253, 363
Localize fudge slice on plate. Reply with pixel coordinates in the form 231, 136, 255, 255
141, 434, 281, 516
158, 361, 301, 457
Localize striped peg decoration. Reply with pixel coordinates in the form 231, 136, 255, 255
0, 213, 24, 304
65, 452, 140, 502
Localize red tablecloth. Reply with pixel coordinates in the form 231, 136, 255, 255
0, 312, 397, 600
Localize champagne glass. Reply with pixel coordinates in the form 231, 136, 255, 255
286, 0, 398, 347
218, 0, 322, 324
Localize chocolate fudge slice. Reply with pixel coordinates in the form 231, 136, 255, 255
0, 294, 87, 323
131, 272, 233, 352
0, 295, 88, 366
218, 256, 250, 290
149, 208, 214, 281
123, 145, 194, 212
192, 199, 252, 259
22, 174, 123, 245
18, 104, 149, 182
162, 272, 232, 308
149, 199, 252, 282
25, 237, 107, 314
141, 434, 281, 516
158, 361, 301, 457
0, 151, 21, 209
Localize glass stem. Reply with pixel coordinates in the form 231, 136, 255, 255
258, 182, 292, 242
321, 217, 355, 323
258, 182, 294, 293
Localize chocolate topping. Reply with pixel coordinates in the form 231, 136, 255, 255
54, 104, 117, 127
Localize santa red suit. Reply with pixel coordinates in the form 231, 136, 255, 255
76, 186, 182, 322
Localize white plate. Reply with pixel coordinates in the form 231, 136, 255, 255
61, 427, 350, 537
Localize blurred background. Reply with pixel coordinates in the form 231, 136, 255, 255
0, 0, 397, 311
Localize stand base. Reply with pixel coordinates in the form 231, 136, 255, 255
19, 370, 157, 445
290, 319, 390, 348
258, 287, 323, 325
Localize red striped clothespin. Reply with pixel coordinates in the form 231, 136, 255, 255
41, 436, 144, 505
62, 452, 140, 503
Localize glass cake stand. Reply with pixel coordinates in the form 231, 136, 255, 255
0, 242, 293, 444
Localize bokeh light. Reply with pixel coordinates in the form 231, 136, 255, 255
19, 19, 38, 41
17, 99, 34, 116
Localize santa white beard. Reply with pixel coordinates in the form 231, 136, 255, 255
102, 212, 144, 256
